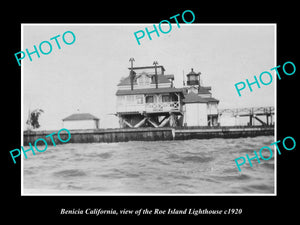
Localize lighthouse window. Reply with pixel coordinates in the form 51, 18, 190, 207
146, 95, 154, 103
117, 96, 125, 104
137, 74, 150, 86
162, 95, 170, 102
126, 95, 135, 103
189, 75, 197, 81
136, 95, 144, 104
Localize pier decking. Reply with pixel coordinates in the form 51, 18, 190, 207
218, 106, 275, 126
23, 125, 274, 146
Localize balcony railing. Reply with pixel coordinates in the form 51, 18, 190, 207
146, 102, 180, 112
117, 101, 181, 113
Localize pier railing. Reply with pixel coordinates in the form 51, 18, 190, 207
116, 101, 182, 114
218, 106, 275, 126
218, 106, 275, 116
176, 124, 274, 130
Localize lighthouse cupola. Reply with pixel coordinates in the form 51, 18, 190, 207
186, 68, 201, 86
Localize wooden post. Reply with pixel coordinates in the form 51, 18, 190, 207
118, 116, 124, 128
249, 115, 253, 126
174, 93, 181, 111
129, 57, 135, 90
249, 108, 253, 126
153, 61, 158, 89
170, 113, 177, 127
270, 114, 273, 125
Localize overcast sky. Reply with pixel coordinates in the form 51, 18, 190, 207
22, 24, 275, 130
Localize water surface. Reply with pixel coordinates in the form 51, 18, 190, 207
23, 136, 275, 194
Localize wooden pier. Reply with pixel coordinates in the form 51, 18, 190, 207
23, 125, 274, 146
218, 106, 274, 126
174, 125, 274, 140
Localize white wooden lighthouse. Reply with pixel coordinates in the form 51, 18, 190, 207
182, 68, 219, 126
115, 60, 219, 128
115, 59, 184, 128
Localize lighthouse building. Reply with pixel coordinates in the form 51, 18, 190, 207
116, 64, 184, 128
182, 68, 219, 126
115, 61, 219, 128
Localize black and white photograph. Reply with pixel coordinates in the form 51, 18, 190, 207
4, 4, 298, 221
21, 24, 276, 195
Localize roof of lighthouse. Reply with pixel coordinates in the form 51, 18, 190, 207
186, 68, 201, 76
117, 74, 173, 86
183, 92, 219, 103
116, 87, 184, 96
182, 86, 212, 95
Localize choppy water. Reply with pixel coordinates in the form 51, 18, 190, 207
23, 136, 275, 194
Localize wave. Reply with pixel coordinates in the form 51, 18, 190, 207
211, 173, 251, 181
94, 152, 113, 159
24, 136, 275, 194
166, 153, 180, 159
150, 159, 169, 166
260, 162, 275, 170
52, 169, 87, 177
240, 183, 274, 193
247, 184, 273, 192
175, 155, 215, 163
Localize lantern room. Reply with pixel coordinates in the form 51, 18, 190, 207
186, 68, 201, 86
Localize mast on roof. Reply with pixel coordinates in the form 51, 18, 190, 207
129, 57, 135, 90
153, 61, 158, 89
